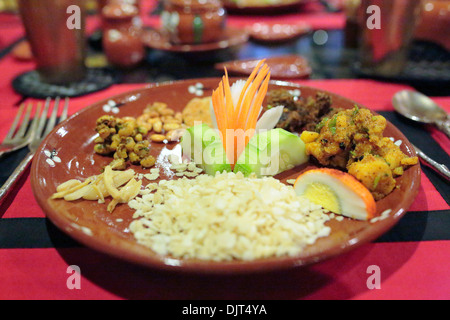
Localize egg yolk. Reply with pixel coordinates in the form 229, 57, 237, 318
303, 182, 341, 214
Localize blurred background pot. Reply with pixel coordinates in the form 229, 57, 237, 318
18, 0, 87, 85
415, 0, 450, 51
357, 0, 422, 77
101, 1, 145, 68
161, 0, 226, 44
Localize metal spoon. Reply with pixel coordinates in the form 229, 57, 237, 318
392, 90, 450, 138
392, 90, 450, 181
413, 144, 450, 181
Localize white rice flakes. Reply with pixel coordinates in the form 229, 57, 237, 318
128, 171, 331, 262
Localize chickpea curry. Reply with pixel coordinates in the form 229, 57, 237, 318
300, 106, 418, 200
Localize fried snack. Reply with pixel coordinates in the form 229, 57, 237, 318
94, 115, 155, 168
137, 102, 186, 143
182, 97, 213, 127
51, 167, 141, 213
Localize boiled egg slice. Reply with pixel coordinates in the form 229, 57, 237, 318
293, 168, 377, 221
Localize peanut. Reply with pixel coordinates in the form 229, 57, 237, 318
159, 108, 174, 116
155, 102, 167, 113
163, 123, 180, 131
150, 134, 166, 142
147, 117, 161, 124
163, 117, 181, 124
153, 120, 163, 133
146, 110, 159, 118
166, 128, 185, 142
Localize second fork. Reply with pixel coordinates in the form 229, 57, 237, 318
0, 97, 69, 202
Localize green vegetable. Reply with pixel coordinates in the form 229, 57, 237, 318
373, 174, 381, 190
328, 116, 337, 135
180, 124, 231, 175
234, 128, 308, 177
315, 117, 328, 132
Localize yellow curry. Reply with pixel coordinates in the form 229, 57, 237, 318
300, 106, 418, 200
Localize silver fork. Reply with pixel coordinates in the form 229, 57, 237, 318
0, 102, 38, 158
0, 97, 69, 202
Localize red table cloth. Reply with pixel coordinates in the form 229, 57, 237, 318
0, 79, 449, 300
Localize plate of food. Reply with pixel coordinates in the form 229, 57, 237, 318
31, 62, 420, 274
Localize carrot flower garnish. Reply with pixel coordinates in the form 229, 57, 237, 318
211, 61, 281, 167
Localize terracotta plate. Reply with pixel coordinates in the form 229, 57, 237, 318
223, 0, 305, 14
141, 27, 249, 53
31, 79, 421, 274
248, 23, 312, 44
215, 55, 312, 79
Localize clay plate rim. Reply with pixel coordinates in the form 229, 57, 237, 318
223, 0, 306, 15
30, 78, 421, 274
141, 27, 249, 53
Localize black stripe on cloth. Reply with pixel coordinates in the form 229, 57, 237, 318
0, 210, 449, 249
379, 111, 450, 206
0, 36, 25, 60
0, 217, 81, 249
374, 210, 450, 242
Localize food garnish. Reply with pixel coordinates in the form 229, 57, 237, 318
181, 123, 232, 175
234, 128, 307, 177
211, 59, 272, 165
51, 166, 141, 212
293, 168, 377, 221
182, 60, 308, 176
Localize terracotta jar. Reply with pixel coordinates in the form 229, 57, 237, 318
161, 0, 226, 44
101, 2, 145, 68
98, 0, 140, 13
415, 0, 450, 51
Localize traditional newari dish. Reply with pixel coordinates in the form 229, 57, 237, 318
51, 61, 418, 262
267, 89, 341, 133
51, 166, 141, 212
299, 106, 418, 200
293, 168, 376, 221
129, 171, 331, 261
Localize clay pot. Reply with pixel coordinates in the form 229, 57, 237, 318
415, 0, 450, 51
161, 0, 226, 44
98, 0, 140, 13
101, 2, 145, 68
